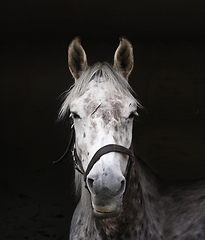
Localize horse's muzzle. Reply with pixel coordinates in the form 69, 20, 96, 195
88, 182, 125, 219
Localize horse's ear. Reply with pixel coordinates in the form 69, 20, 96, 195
113, 37, 134, 79
68, 37, 88, 80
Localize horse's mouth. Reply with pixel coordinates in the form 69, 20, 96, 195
93, 206, 121, 219
91, 194, 123, 219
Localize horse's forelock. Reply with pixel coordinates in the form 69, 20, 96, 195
58, 63, 138, 120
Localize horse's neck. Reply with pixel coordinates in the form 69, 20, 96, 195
135, 157, 163, 237
71, 158, 205, 239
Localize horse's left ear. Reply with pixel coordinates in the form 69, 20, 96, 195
113, 37, 134, 79
68, 37, 88, 80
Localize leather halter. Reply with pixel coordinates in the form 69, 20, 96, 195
53, 126, 134, 190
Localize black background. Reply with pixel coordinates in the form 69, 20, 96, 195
1, 1, 205, 239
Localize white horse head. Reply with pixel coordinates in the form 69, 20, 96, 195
60, 37, 139, 219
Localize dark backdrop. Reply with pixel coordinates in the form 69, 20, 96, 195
1, 1, 205, 239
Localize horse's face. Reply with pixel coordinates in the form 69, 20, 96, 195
65, 37, 136, 219
70, 80, 137, 219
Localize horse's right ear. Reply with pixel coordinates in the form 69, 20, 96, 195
68, 37, 88, 80
113, 37, 134, 79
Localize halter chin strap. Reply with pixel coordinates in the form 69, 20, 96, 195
53, 127, 134, 191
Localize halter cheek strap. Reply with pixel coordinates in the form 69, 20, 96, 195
53, 127, 75, 164
53, 128, 134, 191
53, 127, 85, 174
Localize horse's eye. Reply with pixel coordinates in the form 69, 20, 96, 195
128, 113, 135, 119
70, 112, 81, 119
128, 110, 138, 119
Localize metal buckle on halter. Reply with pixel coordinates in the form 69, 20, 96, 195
71, 124, 78, 166
71, 143, 75, 155
72, 144, 85, 175
72, 144, 77, 167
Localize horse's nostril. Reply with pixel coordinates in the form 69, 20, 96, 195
87, 178, 94, 192
121, 180, 125, 188
115, 180, 126, 196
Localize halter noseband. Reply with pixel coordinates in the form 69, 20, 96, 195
53, 126, 134, 190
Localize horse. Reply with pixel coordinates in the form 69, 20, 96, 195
55, 37, 205, 239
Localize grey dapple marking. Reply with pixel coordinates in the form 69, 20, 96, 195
58, 37, 205, 239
